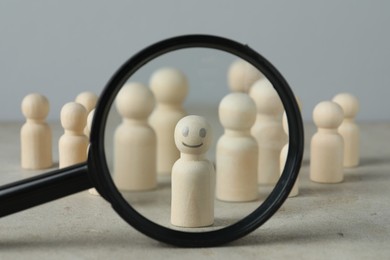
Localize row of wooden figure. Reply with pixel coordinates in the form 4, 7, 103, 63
19, 60, 360, 228
21, 91, 98, 171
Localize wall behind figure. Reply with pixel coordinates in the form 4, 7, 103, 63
0, 0, 389, 121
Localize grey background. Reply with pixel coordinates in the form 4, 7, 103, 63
1, 0, 389, 121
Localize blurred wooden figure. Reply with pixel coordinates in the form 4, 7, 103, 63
280, 112, 299, 197
75, 91, 98, 138
228, 59, 263, 93
310, 101, 344, 183
21, 93, 52, 169
171, 115, 214, 227
59, 102, 89, 168
216, 93, 258, 202
250, 78, 287, 185
114, 83, 157, 191
332, 93, 360, 167
149, 68, 188, 176
86, 109, 99, 195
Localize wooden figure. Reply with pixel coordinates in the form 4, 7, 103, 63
228, 59, 264, 93
310, 101, 344, 183
149, 67, 188, 176
113, 82, 157, 191
59, 102, 89, 168
86, 109, 99, 196
171, 115, 215, 227
75, 91, 98, 137
332, 93, 360, 167
249, 78, 287, 185
216, 93, 258, 202
280, 112, 299, 197
21, 93, 52, 169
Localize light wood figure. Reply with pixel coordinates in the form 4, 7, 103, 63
75, 91, 98, 137
228, 59, 264, 93
249, 78, 287, 185
310, 101, 344, 183
216, 93, 258, 202
280, 112, 299, 197
86, 109, 99, 196
21, 93, 52, 169
171, 115, 215, 227
149, 68, 188, 176
59, 102, 89, 168
332, 93, 360, 167
113, 83, 157, 191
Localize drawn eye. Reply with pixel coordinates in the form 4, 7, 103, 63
182, 126, 189, 137
199, 128, 206, 138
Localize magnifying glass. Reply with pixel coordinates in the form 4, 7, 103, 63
0, 35, 303, 247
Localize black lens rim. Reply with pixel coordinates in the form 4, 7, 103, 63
89, 34, 304, 247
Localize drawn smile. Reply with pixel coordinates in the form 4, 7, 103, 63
182, 142, 203, 148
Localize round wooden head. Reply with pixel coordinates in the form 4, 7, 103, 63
174, 115, 212, 155
313, 101, 343, 129
75, 91, 98, 114
249, 78, 284, 116
228, 59, 263, 92
219, 93, 256, 131
21, 93, 49, 120
61, 102, 87, 132
332, 93, 359, 119
115, 83, 155, 120
149, 67, 188, 104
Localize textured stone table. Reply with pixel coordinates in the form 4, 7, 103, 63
0, 121, 389, 259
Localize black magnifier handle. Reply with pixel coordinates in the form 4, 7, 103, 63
0, 162, 92, 217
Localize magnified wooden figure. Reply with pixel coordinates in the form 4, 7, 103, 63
171, 115, 215, 228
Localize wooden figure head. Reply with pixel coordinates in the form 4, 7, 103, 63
115, 83, 155, 120
332, 93, 359, 119
249, 78, 284, 116
174, 115, 212, 155
61, 102, 87, 133
313, 101, 343, 129
218, 93, 256, 131
75, 91, 98, 114
21, 93, 49, 121
228, 59, 263, 93
149, 68, 188, 105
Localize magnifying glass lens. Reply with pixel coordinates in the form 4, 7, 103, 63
87, 34, 304, 247
103, 48, 284, 231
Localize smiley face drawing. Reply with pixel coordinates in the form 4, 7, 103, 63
174, 115, 212, 155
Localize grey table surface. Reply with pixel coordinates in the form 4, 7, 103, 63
0, 121, 389, 259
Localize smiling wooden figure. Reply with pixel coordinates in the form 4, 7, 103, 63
171, 115, 215, 228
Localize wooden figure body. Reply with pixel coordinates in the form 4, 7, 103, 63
249, 78, 287, 185
149, 68, 188, 176
216, 93, 258, 202
171, 115, 215, 227
21, 93, 52, 169
86, 109, 99, 195
113, 83, 157, 191
280, 112, 299, 197
75, 91, 98, 137
228, 59, 263, 93
59, 102, 89, 168
310, 101, 344, 183
332, 93, 360, 167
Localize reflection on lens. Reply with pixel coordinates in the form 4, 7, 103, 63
104, 48, 288, 232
